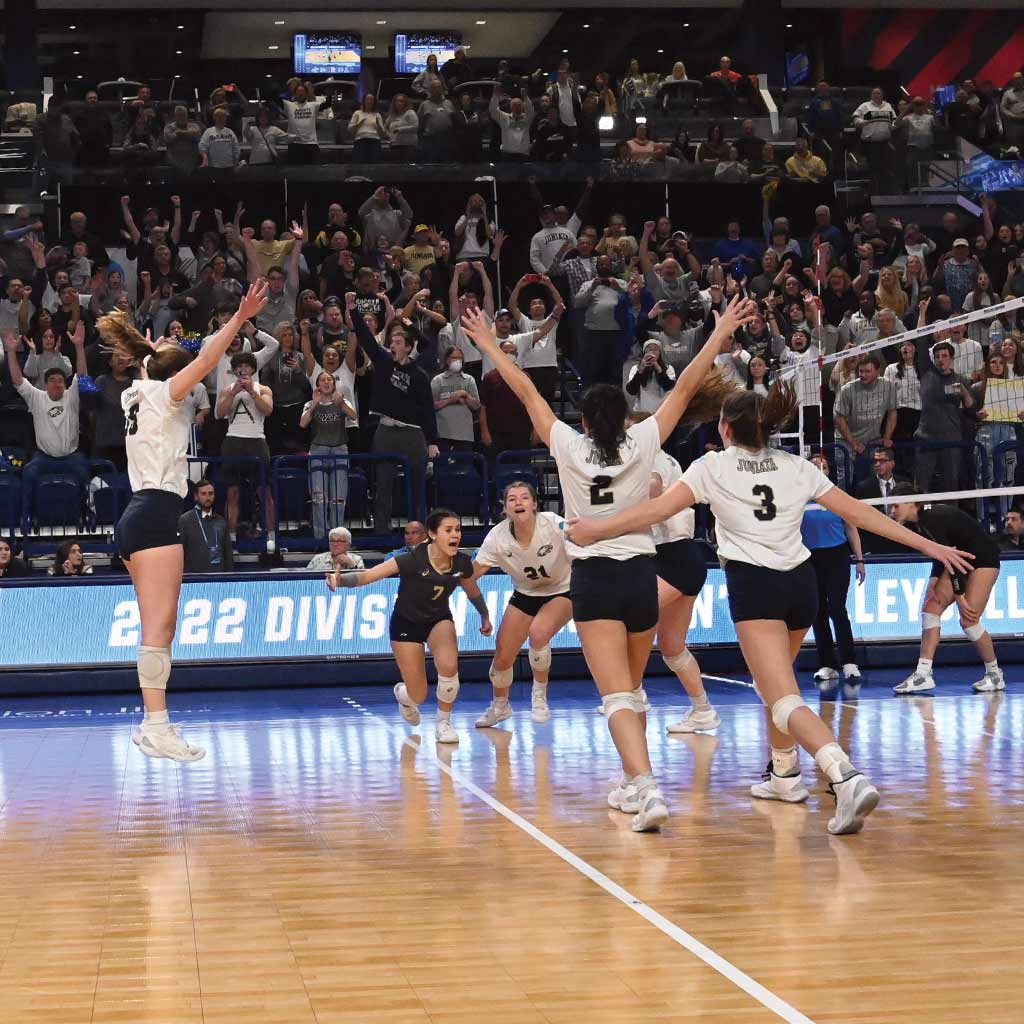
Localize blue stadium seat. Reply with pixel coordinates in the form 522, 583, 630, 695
92, 473, 132, 528
0, 474, 22, 531
34, 475, 82, 528
346, 468, 370, 525
275, 466, 310, 527
433, 462, 485, 519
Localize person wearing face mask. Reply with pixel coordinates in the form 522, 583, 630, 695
431, 347, 481, 452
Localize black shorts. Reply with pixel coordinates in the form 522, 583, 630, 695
389, 612, 452, 645
508, 590, 571, 617
116, 489, 184, 559
725, 559, 818, 630
570, 555, 659, 633
220, 436, 271, 486
655, 539, 709, 597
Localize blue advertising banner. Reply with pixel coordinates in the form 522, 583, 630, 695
2, 561, 1023, 670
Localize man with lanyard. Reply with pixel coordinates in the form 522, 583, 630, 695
178, 478, 234, 572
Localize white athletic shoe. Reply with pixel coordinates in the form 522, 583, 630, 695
972, 670, 1006, 693
893, 672, 935, 695
631, 789, 670, 832
434, 719, 460, 744
475, 701, 512, 728
827, 772, 880, 835
133, 723, 205, 763
843, 663, 861, 679
750, 762, 809, 803
667, 706, 721, 734
813, 667, 839, 682
530, 684, 551, 723
607, 777, 640, 813
393, 684, 421, 725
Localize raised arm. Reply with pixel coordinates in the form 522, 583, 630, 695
170, 196, 183, 245
2, 334, 25, 387
508, 275, 527, 321
639, 220, 656, 276
120, 195, 141, 245
286, 222, 303, 291
326, 557, 399, 591
473, 261, 494, 317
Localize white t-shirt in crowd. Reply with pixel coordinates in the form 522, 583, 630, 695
650, 449, 694, 545
221, 382, 270, 439
516, 314, 558, 369
16, 378, 80, 457
121, 378, 192, 497
681, 446, 833, 570
454, 215, 494, 260
284, 97, 326, 145
212, 331, 280, 395
548, 415, 662, 561
437, 319, 482, 367
185, 382, 210, 421
474, 510, 571, 597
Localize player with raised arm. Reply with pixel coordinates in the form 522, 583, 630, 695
471, 481, 573, 727
461, 295, 757, 832
565, 385, 974, 834
96, 280, 269, 762
327, 509, 493, 743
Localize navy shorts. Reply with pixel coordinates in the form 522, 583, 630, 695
655, 539, 709, 597
116, 489, 184, 559
389, 612, 452, 645
570, 555, 659, 633
507, 590, 571, 617
725, 559, 818, 630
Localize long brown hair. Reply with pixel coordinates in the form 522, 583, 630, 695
720, 380, 798, 448
96, 311, 191, 381
678, 368, 741, 426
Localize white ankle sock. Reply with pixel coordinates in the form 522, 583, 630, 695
815, 741, 853, 784
143, 709, 169, 729
916, 658, 933, 676
691, 693, 711, 711
985, 660, 1000, 674
771, 745, 799, 776
632, 771, 656, 795
493, 697, 509, 709
437, 708, 452, 722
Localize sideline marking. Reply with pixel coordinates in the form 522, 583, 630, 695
341, 695, 819, 1024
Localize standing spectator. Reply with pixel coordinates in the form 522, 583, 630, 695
454, 194, 496, 263
1000, 72, 1024, 151
246, 106, 288, 166
22, 329, 71, 386
805, 80, 843, 171
3, 327, 89, 526
547, 62, 581, 152
883, 340, 923, 476
479, 338, 534, 454
385, 95, 419, 162
574, 255, 625, 386
306, 527, 365, 571
431, 346, 481, 452
243, 226, 303, 334
932, 238, 979, 312
48, 540, 92, 577
833, 353, 898, 489
33, 98, 79, 185
411, 54, 443, 98
897, 96, 937, 187
626, 339, 676, 413
708, 55, 746, 112
198, 107, 240, 169
452, 92, 486, 163
348, 95, 385, 163
72, 90, 113, 169
619, 58, 646, 117
489, 90, 534, 161
418, 79, 456, 163
440, 47, 474, 94
508, 273, 563, 401
262, 321, 312, 454
91, 346, 137, 471
179, 479, 233, 573
852, 87, 896, 192
301, 371, 357, 538
0, 538, 30, 578
973, 349, 1022, 517
947, 322, 984, 381
163, 106, 202, 176
358, 187, 413, 253
284, 82, 326, 163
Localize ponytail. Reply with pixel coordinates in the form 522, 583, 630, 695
580, 384, 627, 466
720, 380, 797, 448
97, 311, 191, 381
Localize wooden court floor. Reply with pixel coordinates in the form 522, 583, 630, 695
0, 679, 1022, 1023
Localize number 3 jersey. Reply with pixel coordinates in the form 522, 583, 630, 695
549, 417, 662, 561
474, 511, 571, 596
121, 378, 192, 498
392, 544, 474, 623
682, 446, 833, 570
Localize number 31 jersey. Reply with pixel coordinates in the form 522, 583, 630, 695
549, 417, 662, 562
682, 446, 833, 570
475, 511, 571, 596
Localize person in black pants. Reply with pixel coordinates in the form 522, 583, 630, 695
347, 294, 439, 535
800, 454, 866, 685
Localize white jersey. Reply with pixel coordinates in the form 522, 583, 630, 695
650, 450, 694, 545
221, 382, 270, 439
682, 446, 833, 571
549, 416, 661, 561
121, 378, 192, 498
475, 511, 571, 597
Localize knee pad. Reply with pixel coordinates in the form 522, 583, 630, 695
771, 694, 805, 734
663, 648, 694, 675
436, 674, 460, 703
488, 662, 513, 689
631, 686, 652, 714
528, 643, 551, 673
138, 645, 171, 691
963, 622, 986, 641
602, 691, 638, 718
922, 612, 941, 631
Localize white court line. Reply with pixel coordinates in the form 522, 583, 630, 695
340, 695, 819, 1024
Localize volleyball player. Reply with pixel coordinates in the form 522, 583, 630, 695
471, 481, 573, 727
327, 509, 493, 743
565, 385, 974, 834
97, 281, 270, 762
888, 482, 1003, 694
461, 296, 755, 832
629, 412, 720, 734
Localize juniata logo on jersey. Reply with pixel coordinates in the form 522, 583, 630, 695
737, 457, 778, 475
584, 444, 626, 469
536, 544, 553, 556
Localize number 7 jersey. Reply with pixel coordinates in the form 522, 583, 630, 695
549, 417, 662, 561
681, 446, 834, 570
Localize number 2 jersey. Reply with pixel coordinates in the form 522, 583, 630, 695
474, 511, 571, 596
682, 446, 833, 570
549, 416, 662, 561
121, 378, 192, 498
392, 544, 474, 623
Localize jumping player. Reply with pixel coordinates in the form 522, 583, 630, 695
888, 482, 1004, 694
461, 296, 755, 832
471, 481, 573, 727
565, 384, 974, 834
97, 280, 270, 761
327, 508, 493, 743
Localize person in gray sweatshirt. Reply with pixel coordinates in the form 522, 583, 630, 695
573, 254, 625, 386
358, 186, 414, 255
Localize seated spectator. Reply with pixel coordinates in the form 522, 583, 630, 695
626, 339, 676, 412
388, 521, 426, 559
3, 326, 89, 525
855, 448, 907, 500
479, 338, 534, 454
696, 123, 730, 166
199, 107, 240, 169
307, 527, 365, 572
163, 106, 202, 176
246, 105, 288, 166
1000, 508, 1024, 550
707, 55, 747, 111
301, 371, 357, 538
48, 540, 92, 577
715, 146, 749, 182
785, 137, 827, 182
626, 122, 660, 163
179, 479, 234, 573
348, 95, 385, 163
733, 118, 765, 164
0, 538, 30, 578
431, 346, 481, 452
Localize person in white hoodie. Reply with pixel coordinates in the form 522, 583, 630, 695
852, 87, 896, 191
